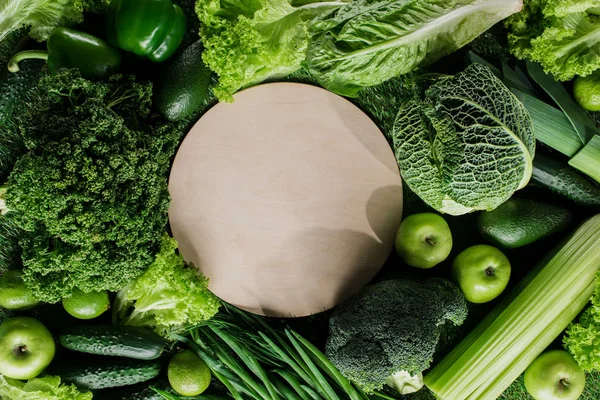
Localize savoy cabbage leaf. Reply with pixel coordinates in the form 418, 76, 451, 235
306, 0, 524, 97
392, 64, 535, 215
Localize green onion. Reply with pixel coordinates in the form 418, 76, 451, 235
175, 305, 384, 400
424, 215, 600, 400
569, 135, 600, 184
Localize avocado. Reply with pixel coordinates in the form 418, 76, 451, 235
478, 198, 572, 249
154, 39, 212, 122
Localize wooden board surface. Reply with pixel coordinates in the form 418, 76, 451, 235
168, 83, 403, 317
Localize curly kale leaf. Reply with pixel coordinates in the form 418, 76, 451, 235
392, 64, 535, 215
5, 70, 182, 302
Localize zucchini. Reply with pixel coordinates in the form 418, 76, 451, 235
58, 356, 162, 390
531, 153, 600, 207
59, 324, 165, 360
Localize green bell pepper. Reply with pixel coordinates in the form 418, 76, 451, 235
8, 28, 121, 79
107, 0, 186, 63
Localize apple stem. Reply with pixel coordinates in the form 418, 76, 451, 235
426, 237, 436, 246
13, 345, 27, 357
485, 267, 495, 276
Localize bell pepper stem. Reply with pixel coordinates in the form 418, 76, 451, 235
8, 50, 49, 73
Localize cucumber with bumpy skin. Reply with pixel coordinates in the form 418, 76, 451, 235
60, 324, 165, 360
0, 33, 44, 180
58, 357, 162, 390
531, 153, 600, 207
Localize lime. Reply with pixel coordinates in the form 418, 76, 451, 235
573, 73, 600, 111
0, 270, 39, 310
62, 288, 110, 319
168, 350, 211, 396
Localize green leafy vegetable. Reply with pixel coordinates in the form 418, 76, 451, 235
0, 0, 109, 43
392, 63, 535, 215
0, 375, 92, 400
325, 278, 468, 394
4, 70, 182, 302
564, 270, 600, 372
113, 234, 220, 337
306, 0, 523, 97
506, 0, 600, 81
195, 0, 342, 101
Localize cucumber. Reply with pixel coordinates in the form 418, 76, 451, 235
60, 324, 165, 360
531, 153, 600, 207
0, 34, 44, 181
58, 357, 162, 390
154, 39, 213, 121
478, 198, 572, 248
0, 35, 44, 124
94, 378, 173, 400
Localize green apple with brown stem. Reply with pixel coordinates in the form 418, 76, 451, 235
0, 317, 56, 380
524, 350, 585, 400
395, 213, 453, 269
451, 244, 511, 303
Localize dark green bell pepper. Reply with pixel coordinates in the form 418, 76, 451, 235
107, 0, 186, 63
8, 28, 121, 79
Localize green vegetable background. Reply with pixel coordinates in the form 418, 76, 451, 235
0, 0, 600, 399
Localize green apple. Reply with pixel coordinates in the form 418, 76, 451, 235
524, 350, 585, 400
451, 244, 511, 303
395, 213, 453, 269
0, 317, 56, 380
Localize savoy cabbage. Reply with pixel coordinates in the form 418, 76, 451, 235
392, 63, 535, 215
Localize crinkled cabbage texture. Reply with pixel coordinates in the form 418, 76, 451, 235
392, 64, 535, 215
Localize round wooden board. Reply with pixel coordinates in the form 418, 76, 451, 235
168, 83, 403, 317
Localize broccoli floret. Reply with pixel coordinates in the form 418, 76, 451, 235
325, 278, 468, 394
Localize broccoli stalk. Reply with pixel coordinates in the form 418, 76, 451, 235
325, 278, 468, 394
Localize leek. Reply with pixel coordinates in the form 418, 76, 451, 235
499, 60, 600, 184
569, 135, 600, 184
424, 214, 600, 400
511, 89, 581, 157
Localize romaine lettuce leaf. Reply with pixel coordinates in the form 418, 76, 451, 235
306, 0, 523, 97
392, 64, 535, 215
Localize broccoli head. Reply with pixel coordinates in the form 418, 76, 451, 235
325, 278, 468, 394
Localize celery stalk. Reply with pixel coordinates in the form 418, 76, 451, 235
569, 135, 600, 184
467, 280, 596, 400
424, 215, 600, 400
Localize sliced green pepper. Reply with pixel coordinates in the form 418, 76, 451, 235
107, 0, 186, 63
8, 28, 121, 79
